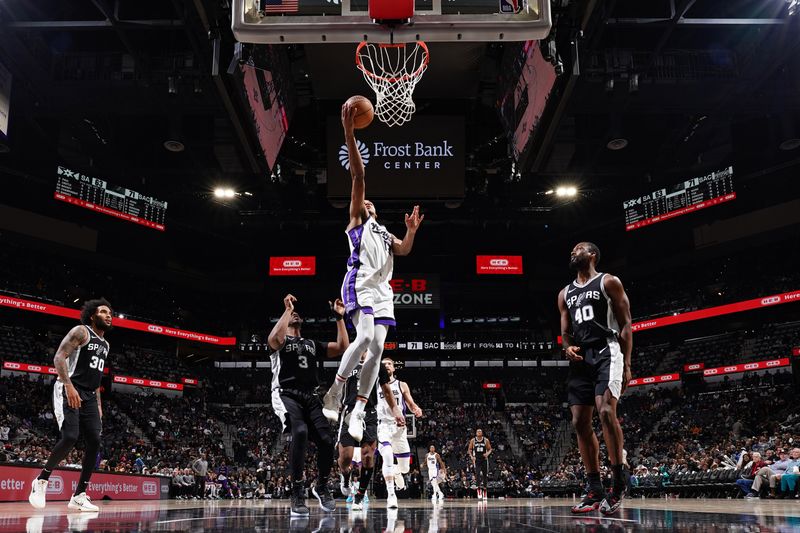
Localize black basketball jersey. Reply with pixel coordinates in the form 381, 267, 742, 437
564, 272, 620, 347
473, 437, 487, 456
342, 363, 376, 409
269, 335, 326, 390
66, 325, 110, 391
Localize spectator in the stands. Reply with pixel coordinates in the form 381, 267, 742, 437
736, 451, 768, 498
778, 448, 800, 497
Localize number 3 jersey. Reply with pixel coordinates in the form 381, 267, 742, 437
564, 272, 620, 348
66, 325, 110, 391
270, 335, 326, 390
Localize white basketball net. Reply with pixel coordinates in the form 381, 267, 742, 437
356, 41, 429, 127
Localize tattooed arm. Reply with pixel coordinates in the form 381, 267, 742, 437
54, 325, 89, 409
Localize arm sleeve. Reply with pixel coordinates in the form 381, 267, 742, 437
378, 364, 390, 386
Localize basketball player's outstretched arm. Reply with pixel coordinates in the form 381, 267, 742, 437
267, 294, 296, 351
558, 288, 582, 361
54, 325, 90, 409
604, 275, 633, 392
343, 103, 365, 230
392, 205, 424, 256
467, 439, 475, 465
325, 298, 350, 357
437, 453, 446, 471
400, 381, 423, 417
484, 438, 493, 458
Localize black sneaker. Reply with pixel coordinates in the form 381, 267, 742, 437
290, 492, 310, 517
599, 488, 625, 516
571, 487, 604, 514
312, 484, 336, 513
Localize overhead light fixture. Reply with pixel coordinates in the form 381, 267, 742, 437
604, 77, 614, 93
163, 140, 185, 152
556, 186, 578, 197
607, 138, 629, 150
118, 314, 125, 319
168, 76, 177, 95
214, 188, 236, 198
779, 138, 800, 151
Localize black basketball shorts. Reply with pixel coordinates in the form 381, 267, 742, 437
337, 406, 378, 447
567, 339, 624, 406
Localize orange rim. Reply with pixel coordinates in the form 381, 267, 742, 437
355, 41, 429, 84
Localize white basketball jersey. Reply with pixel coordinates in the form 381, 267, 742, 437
376, 379, 405, 421
346, 217, 394, 284
427, 453, 439, 475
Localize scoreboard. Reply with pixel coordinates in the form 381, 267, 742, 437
54, 166, 167, 231
624, 166, 735, 231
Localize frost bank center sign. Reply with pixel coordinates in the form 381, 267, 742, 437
327, 116, 465, 198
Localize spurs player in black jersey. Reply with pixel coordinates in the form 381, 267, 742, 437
29, 299, 112, 512
467, 429, 492, 500
268, 294, 349, 517
558, 242, 632, 516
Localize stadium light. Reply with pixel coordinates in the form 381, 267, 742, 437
214, 188, 236, 198
555, 186, 578, 197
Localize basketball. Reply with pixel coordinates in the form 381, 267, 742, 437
346, 95, 374, 129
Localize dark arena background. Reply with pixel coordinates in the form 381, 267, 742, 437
1, 0, 800, 531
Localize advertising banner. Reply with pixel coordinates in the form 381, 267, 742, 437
269, 256, 316, 276
0, 465, 169, 502
476, 255, 524, 275
113, 375, 183, 391
702, 358, 789, 377
627, 373, 680, 387
0, 294, 235, 345
327, 116, 465, 198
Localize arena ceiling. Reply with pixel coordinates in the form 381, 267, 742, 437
1, 0, 799, 240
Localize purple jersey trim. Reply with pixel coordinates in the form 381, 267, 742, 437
374, 317, 396, 327
394, 452, 412, 458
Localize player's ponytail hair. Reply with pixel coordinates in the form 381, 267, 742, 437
80, 298, 113, 325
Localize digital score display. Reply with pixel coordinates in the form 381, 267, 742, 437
54, 166, 167, 231
623, 166, 735, 231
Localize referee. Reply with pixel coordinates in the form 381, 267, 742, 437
268, 294, 349, 517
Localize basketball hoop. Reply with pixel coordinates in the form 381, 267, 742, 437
355, 41, 429, 127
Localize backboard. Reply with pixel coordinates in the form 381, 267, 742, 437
232, 0, 551, 44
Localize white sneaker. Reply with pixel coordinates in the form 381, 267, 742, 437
28, 479, 48, 509
350, 500, 363, 511
386, 494, 398, 509
438, 494, 445, 501
339, 473, 350, 497
321, 388, 342, 423
25, 516, 44, 533
394, 471, 406, 490
66, 511, 99, 532
347, 411, 365, 442
68, 493, 99, 512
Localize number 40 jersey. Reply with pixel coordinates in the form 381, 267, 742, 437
564, 272, 620, 347
270, 335, 326, 390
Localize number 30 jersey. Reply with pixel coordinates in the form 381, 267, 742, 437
270, 335, 326, 390
66, 325, 110, 391
564, 272, 620, 347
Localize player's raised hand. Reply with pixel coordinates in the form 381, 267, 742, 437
341, 102, 356, 133
405, 205, 424, 232
330, 298, 345, 317
283, 294, 297, 312
564, 345, 583, 361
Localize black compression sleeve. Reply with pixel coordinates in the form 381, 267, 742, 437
378, 365, 390, 386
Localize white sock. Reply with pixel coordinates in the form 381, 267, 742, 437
386, 478, 395, 497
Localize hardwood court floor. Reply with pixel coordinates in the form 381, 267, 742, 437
3, 497, 799, 532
